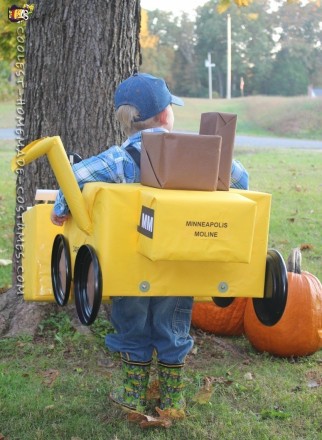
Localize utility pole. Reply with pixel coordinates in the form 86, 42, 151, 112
205, 52, 215, 99
226, 14, 231, 99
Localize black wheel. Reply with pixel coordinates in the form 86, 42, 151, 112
74, 245, 102, 326
252, 249, 288, 326
51, 234, 72, 306
212, 297, 235, 307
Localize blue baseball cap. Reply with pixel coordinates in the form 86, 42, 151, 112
114, 73, 184, 121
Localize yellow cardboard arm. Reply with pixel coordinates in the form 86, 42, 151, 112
11, 136, 92, 235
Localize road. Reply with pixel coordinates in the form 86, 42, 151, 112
234, 135, 322, 150
1, 128, 321, 149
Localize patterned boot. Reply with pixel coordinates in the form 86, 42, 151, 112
158, 361, 186, 413
110, 358, 151, 412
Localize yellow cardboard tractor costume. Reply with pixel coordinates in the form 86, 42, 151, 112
12, 118, 288, 326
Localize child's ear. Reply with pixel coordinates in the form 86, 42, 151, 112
158, 108, 169, 125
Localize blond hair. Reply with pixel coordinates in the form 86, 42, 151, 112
116, 105, 162, 136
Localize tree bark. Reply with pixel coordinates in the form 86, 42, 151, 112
22, 0, 141, 204
7, 0, 141, 336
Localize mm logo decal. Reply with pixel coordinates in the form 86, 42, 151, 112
138, 206, 154, 239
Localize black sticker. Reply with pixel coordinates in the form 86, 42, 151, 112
137, 206, 154, 239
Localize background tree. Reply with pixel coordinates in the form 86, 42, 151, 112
194, 0, 276, 97
0, 0, 19, 63
268, 0, 322, 93
268, 48, 309, 96
140, 9, 179, 88
141, 9, 201, 96
171, 13, 201, 97
141, 0, 321, 98
0, 0, 26, 98
2, 0, 141, 337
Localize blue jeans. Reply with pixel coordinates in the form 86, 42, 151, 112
105, 296, 194, 364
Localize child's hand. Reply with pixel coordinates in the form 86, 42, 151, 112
50, 209, 70, 226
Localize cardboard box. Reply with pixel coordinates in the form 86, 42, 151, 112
199, 112, 237, 190
141, 132, 222, 190
137, 189, 257, 263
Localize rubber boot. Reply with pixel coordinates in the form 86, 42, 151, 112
110, 358, 151, 412
158, 361, 186, 411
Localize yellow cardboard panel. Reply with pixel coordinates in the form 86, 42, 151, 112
22, 204, 62, 301
137, 190, 256, 262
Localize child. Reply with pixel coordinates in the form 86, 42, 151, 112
51, 73, 249, 414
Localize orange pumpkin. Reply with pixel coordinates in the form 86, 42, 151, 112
192, 298, 247, 336
244, 248, 322, 357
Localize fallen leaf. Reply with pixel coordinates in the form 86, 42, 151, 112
155, 406, 185, 420
300, 243, 314, 251
307, 380, 320, 389
244, 372, 254, 381
211, 376, 233, 386
16, 341, 26, 347
140, 415, 172, 429
0, 434, 6, 440
192, 387, 213, 404
127, 411, 172, 428
127, 412, 147, 423
306, 370, 322, 387
191, 346, 198, 355
192, 376, 217, 404
41, 369, 59, 387
97, 358, 114, 368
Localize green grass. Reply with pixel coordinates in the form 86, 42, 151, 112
0, 313, 321, 440
235, 147, 322, 280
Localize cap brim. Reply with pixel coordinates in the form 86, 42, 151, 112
171, 95, 184, 106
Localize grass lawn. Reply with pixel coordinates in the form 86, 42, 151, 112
0, 313, 321, 439
236, 147, 322, 281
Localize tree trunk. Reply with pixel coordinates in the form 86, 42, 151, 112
6, 0, 141, 337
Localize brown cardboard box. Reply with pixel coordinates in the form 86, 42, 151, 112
199, 112, 237, 190
141, 132, 222, 190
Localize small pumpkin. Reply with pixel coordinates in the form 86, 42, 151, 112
192, 298, 248, 336
244, 248, 322, 357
